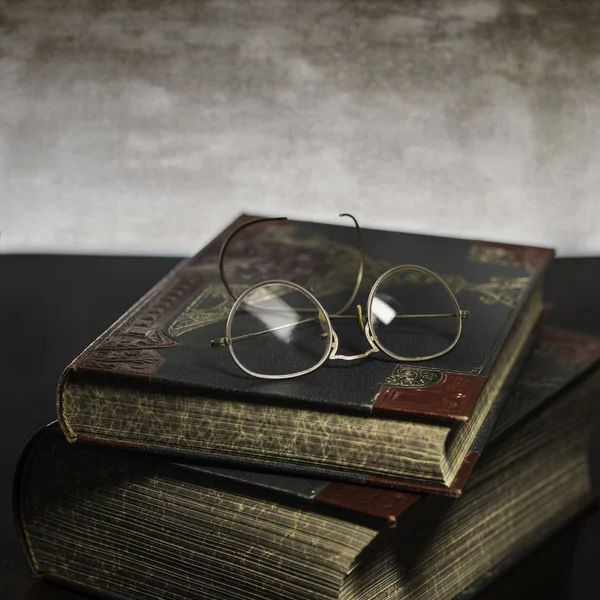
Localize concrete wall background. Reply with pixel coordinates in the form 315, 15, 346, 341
1, 0, 599, 256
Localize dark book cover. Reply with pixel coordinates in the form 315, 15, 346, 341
55, 215, 554, 495
58, 214, 552, 423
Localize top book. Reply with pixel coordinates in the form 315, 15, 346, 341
57, 214, 553, 495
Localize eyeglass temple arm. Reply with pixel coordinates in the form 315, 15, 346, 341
210, 317, 315, 347
210, 310, 469, 348
219, 217, 289, 303
331, 213, 364, 316
217, 214, 365, 314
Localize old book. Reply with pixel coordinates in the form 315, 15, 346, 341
18, 331, 600, 600
57, 215, 553, 495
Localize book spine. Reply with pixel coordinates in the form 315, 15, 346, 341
56, 215, 255, 442
55, 249, 188, 441
12, 422, 56, 573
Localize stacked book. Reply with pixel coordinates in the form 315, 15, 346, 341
14, 216, 600, 600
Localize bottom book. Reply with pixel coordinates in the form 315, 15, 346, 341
14, 332, 600, 600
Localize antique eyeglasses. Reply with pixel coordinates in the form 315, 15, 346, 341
210, 215, 470, 379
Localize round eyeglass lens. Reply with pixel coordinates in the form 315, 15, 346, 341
228, 282, 332, 378
369, 267, 461, 360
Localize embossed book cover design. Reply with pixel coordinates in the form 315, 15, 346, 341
57, 215, 553, 494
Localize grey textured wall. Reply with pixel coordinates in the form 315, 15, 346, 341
1, 0, 599, 255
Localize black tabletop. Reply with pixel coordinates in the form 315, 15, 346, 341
1, 254, 599, 600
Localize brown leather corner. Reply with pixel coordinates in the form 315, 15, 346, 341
363, 475, 461, 498
476, 241, 555, 271
315, 482, 421, 526
372, 372, 487, 422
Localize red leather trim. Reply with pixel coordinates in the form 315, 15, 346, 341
364, 452, 480, 498
315, 482, 421, 526
373, 372, 487, 422
476, 241, 555, 270
75, 434, 150, 453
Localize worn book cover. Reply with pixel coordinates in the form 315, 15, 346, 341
57, 215, 554, 494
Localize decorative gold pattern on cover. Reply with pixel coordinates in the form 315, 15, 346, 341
168, 224, 531, 339
469, 245, 515, 267
76, 274, 200, 377
384, 366, 443, 388
427, 274, 530, 309
468, 242, 554, 272
370, 267, 529, 309
259, 225, 389, 296
169, 224, 390, 337
168, 283, 234, 338
72, 215, 246, 378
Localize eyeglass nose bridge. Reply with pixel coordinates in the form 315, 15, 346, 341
328, 306, 379, 362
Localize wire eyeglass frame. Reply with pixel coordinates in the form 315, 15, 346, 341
210, 215, 470, 379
